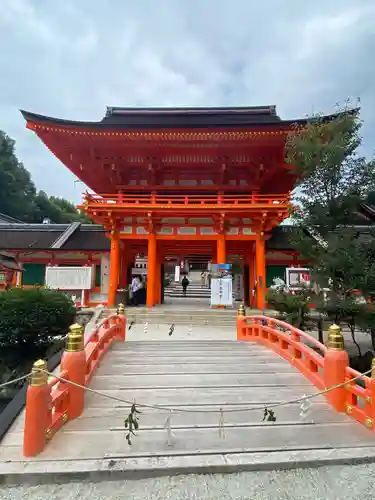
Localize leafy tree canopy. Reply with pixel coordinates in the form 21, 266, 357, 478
285, 105, 375, 299
0, 130, 91, 224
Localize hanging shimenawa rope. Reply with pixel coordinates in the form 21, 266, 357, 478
38, 366, 373, 446
0, 372, 32, 389
41, 367, 372, 415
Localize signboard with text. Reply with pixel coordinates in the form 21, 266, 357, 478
286, 268, 311, 290
210, 278, 233, 307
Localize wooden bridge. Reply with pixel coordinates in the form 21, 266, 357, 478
1, 306, 375, 483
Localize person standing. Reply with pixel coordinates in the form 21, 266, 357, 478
200, 271, 205, 288
137, 275, 145, 305
181, 275, 190, 297
204, 270, 209, 288
131, 275, 140, 306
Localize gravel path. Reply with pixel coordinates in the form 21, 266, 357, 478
1, 463, 374, 499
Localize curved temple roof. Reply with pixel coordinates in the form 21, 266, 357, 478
21, 105, 314, 130
20, 105, 352, 196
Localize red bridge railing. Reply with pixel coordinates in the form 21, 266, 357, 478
23, 305, 126, 457
237, 313, 375, 431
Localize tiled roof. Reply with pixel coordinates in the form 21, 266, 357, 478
0, 224, 110, 252
62, 226, 110, 251
0, 224, 66, 250
266, 226, 296, 250
21, 106, 356, 131
0, 223, 372, 254
0, 213, 24, 224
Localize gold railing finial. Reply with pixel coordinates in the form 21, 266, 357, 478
30, 359, 48, 387
238, 303, 246, 317
65, 323, 84, 352
327, 324, 345, 350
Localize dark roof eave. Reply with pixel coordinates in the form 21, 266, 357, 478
20, 108, 354, 131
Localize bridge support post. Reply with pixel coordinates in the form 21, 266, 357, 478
146, 233, 157, 307
236, 303, 246, 340
61, 324, 87, 420
116, 303, 126, 341
23, 359, 50, 457
108, 232, 120, 307
324, 324, 349, 412
255, 234, 266, 310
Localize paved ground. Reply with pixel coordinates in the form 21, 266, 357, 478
1, 463, 375, 499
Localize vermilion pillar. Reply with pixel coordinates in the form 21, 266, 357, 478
146, 233, 157, 307
217, 234, 226, 264
255, 234, 266, 309
108, 232, 120, 307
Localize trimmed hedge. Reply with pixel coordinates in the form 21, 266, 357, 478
0, 287, 75, 374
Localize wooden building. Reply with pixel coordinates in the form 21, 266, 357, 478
14, 106, 353, 307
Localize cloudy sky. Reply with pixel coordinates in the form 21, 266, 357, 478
1, 0, 375, 203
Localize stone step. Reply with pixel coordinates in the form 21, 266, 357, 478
110, 340, 261, 349
106, 351, 272, 359
123, 316, 237, 325
90, 372, 311, 390
104, 308, 240, 317
165, 288, 211, 292
125, 317, 236, 324
110, 346, 262, 354
164, 292, 211, 296
94, 362, 298, 374
7, 402, 344, 436
53, 403, 345, 432
84, 385, 325, 408
4, 422, 373, 460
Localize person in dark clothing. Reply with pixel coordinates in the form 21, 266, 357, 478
181, 276, 190, 297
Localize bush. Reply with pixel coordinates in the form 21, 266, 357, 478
266, 287, 313, 330
316, 293, 369, 356
0, 287, 76, 373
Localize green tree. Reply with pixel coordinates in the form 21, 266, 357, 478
286, 107, 375, 296
0, 288, 75, 381
0, 130, 91, 224
50, 196, 91, 223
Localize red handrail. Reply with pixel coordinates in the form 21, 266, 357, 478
345, 366, 374, 428
239, 315, 326, 390
84, 192, 290, 207
23, 312, 126, 457
237, 315, 375, 431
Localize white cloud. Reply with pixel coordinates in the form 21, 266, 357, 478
0, 0, 374, 203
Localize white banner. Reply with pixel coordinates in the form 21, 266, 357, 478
100, 255, 110, 294
45, 266, 93, 290
210, 278, 233, 307
174, 265, 180, 282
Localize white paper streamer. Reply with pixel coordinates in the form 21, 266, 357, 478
164, 411, 174, 447
299, 394, 312, 420
218, 408, 225, 439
